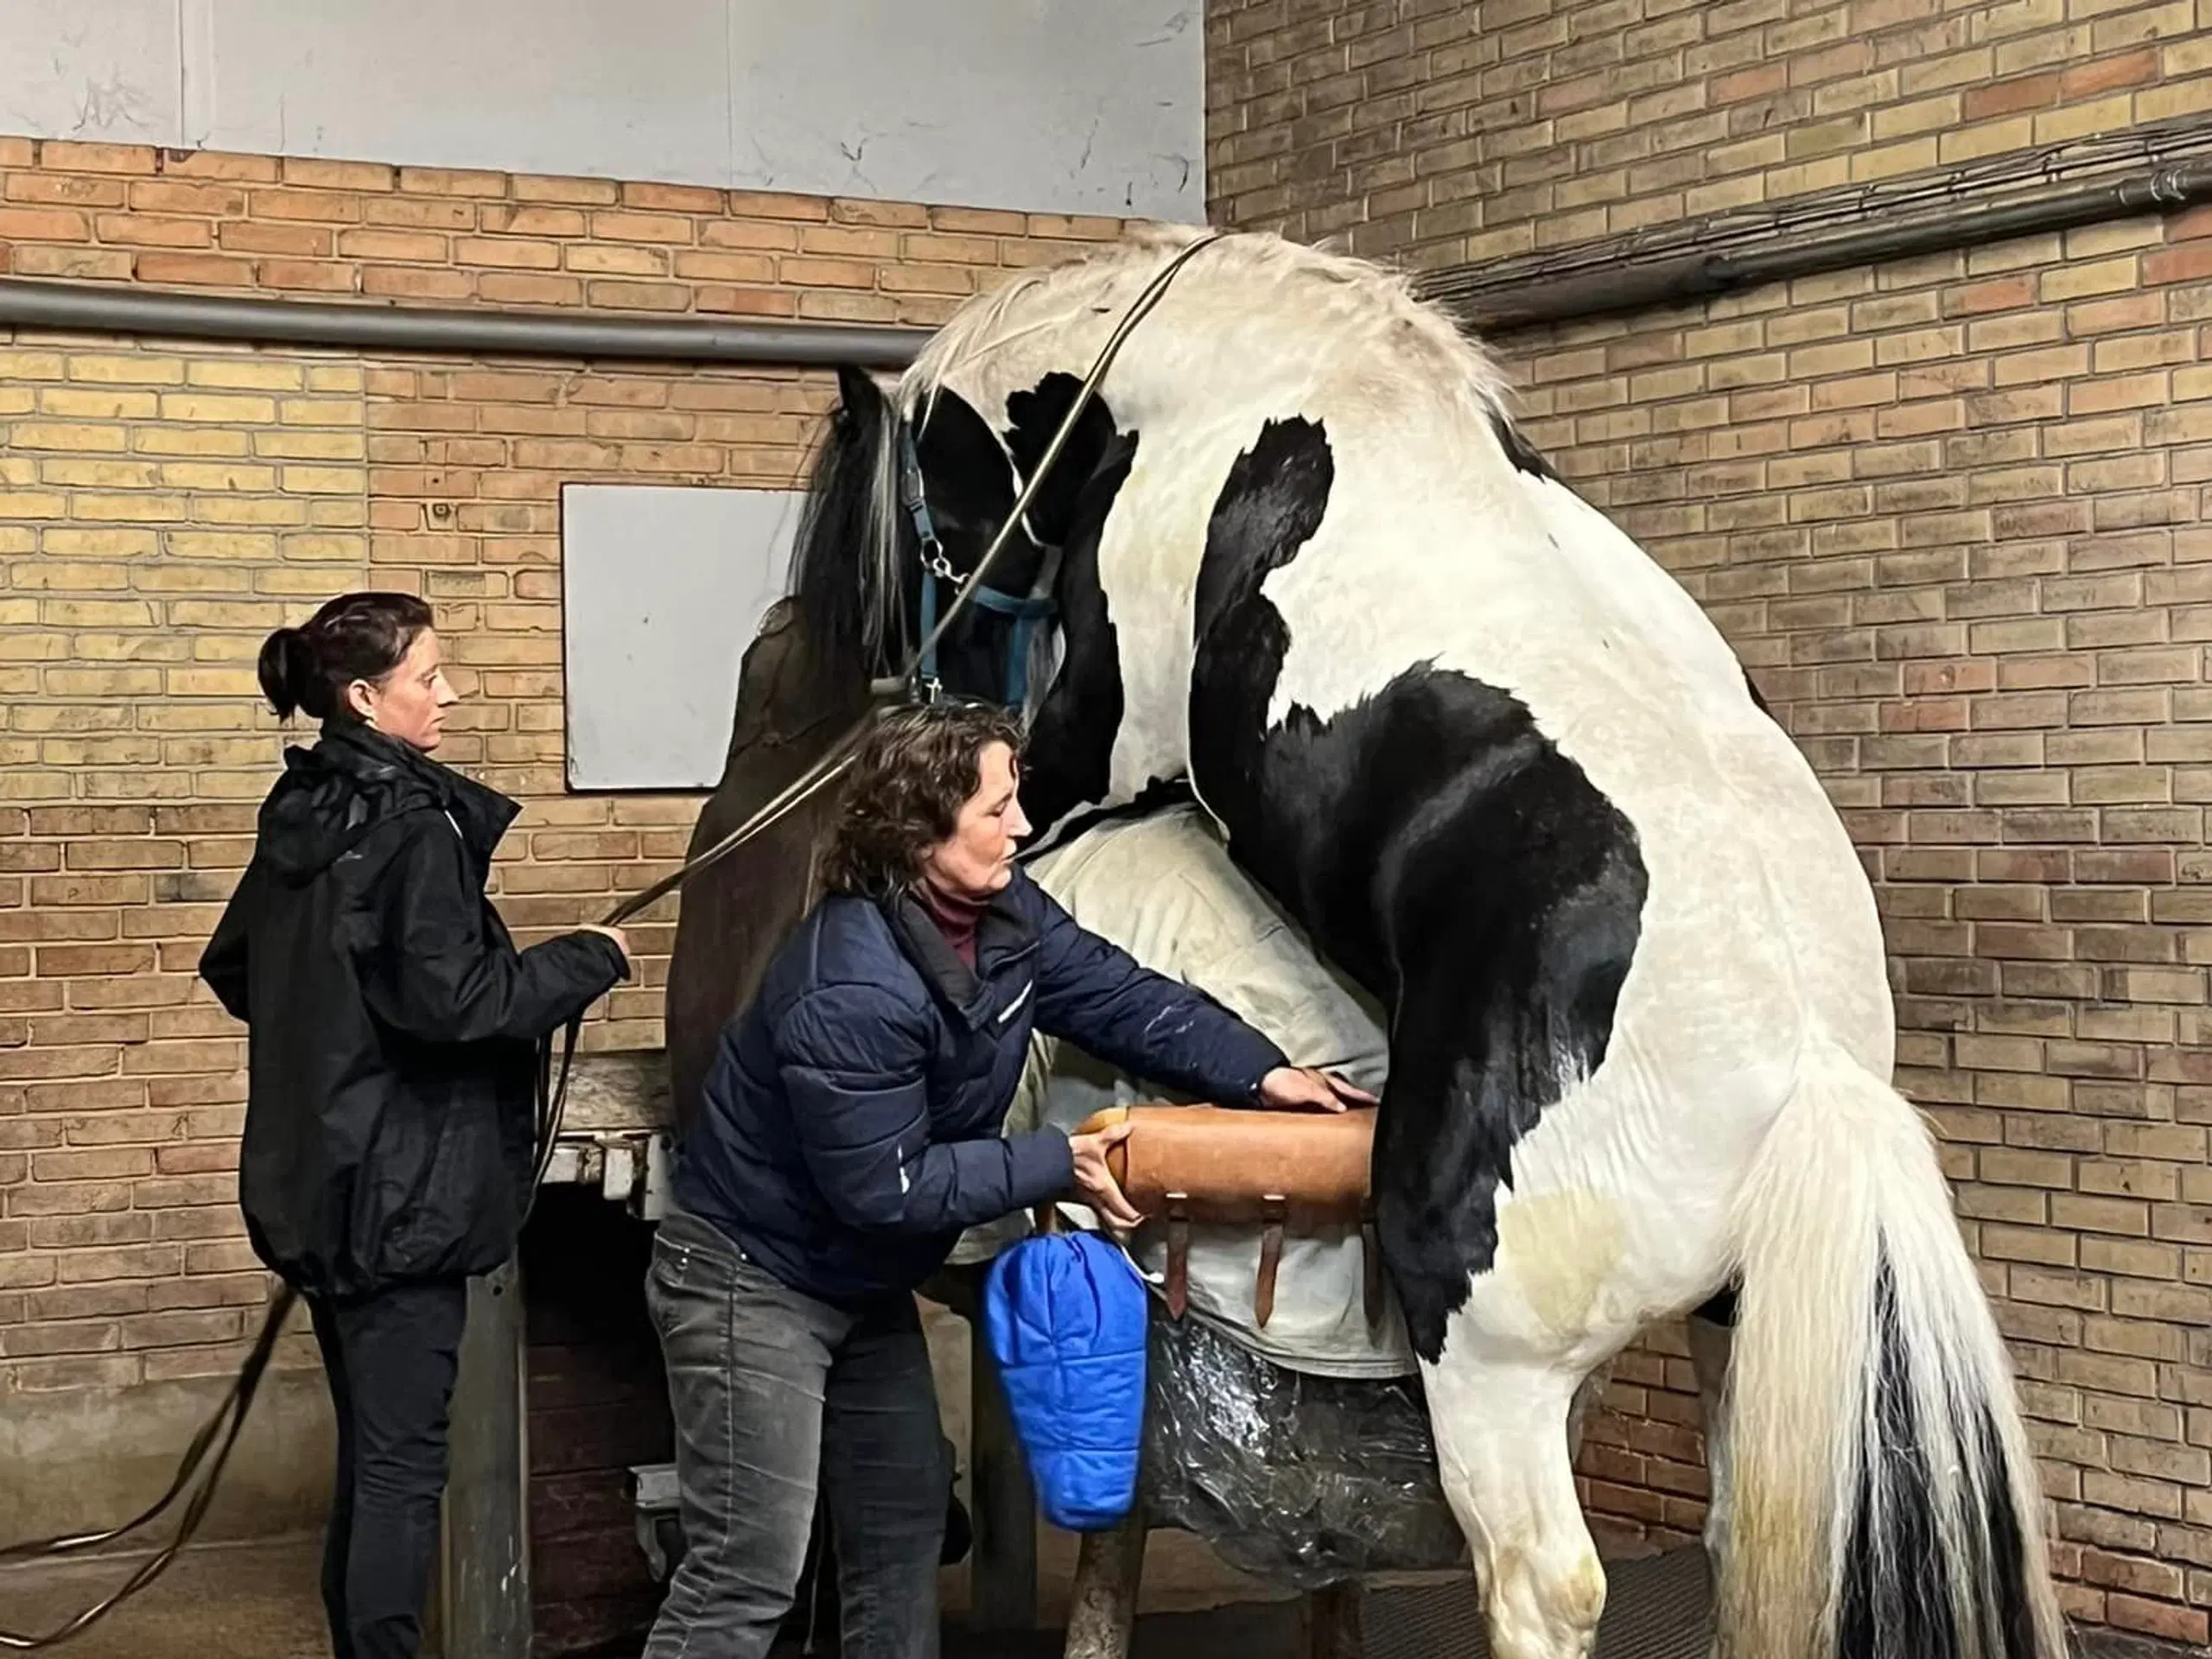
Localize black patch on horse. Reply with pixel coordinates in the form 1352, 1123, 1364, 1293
1016, 416, 1141, 840
1189, 417, 1333, 649
1489, 410, 1559, 483
910, 386, 1052, 701
1004, 372, 1122, 549
788, 368, 1047, 702
1188, 417, 1647, 1365
912, 388, 1048, 584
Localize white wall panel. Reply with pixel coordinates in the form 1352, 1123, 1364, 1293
0, 0, 1205, 219
560, 483, 798, 791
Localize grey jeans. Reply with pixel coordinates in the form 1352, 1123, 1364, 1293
642, 1207, 947, 1659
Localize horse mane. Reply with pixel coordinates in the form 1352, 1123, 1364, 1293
785, 372, 904, 695
900, 226, 1516, 424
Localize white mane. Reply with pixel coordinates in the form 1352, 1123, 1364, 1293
901, 226, 1516, 423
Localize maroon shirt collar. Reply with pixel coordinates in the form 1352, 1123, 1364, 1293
912, 879, 990, 970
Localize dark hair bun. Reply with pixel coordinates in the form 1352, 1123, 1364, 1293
257, 626, 322, 721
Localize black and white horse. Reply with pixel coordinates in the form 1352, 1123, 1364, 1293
788, 228, 2063, 1659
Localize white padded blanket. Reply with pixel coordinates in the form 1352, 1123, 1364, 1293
948, 804, 1416, 1378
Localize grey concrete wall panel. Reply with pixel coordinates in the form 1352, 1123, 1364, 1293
0, 1, 1205, 220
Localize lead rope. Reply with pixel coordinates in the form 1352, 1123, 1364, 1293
0, 228, 1224, 1651
0, 1279, 296, 1648
528, 227, 1225, 1224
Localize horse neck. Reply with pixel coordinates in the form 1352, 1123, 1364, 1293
727, 601, 872, 765
929, 255, 1494, 456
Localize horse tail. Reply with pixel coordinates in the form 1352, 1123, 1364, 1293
1718, 1037, 2066, 1659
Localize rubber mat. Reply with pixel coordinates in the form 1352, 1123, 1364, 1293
1360, 1548, 1713, 1659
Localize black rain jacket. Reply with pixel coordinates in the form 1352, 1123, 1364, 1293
200, 722, 627, 1299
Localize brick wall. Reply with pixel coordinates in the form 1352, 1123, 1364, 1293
1532, 209, 2212, 1648
1206, 0, 2209, 265
0, 133, 1125, 1528
1209, 0, 2212, 1645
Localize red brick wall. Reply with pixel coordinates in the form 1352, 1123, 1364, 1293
1205, 0, 2208, 265
1535, 210, 2212, 1646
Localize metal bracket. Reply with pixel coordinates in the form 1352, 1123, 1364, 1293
541, 1129, 666, 1212
637, 1131, 674, 1222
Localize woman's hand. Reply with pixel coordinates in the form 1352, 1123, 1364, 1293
579, 924, 632, 967
1258, 1065, 1378, 1113
1067, 1121, 1145, 1230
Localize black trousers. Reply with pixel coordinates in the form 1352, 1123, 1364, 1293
307, 1280, 470, 1659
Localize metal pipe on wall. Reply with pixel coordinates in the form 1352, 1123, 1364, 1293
1422, 156, 2212, 334
0, 276, 931, 366
1, 154, 2208, 358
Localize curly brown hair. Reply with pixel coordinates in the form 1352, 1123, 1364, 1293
819, 702, 1027, 899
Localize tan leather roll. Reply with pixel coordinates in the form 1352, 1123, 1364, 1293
1074, 1103, 1375, 1224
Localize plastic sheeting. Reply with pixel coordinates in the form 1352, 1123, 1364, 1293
1141, 1311, 1467, 1588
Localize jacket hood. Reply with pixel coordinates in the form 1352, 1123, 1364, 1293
259, 722, 519, 882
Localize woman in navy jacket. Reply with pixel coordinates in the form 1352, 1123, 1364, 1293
645, 700, 1368, 1659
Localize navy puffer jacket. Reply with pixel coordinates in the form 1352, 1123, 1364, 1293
676, 867, 1288, 1305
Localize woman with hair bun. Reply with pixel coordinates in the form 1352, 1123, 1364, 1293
200, 591, 631, 1659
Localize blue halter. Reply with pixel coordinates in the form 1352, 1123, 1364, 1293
897, 422, 1058, 710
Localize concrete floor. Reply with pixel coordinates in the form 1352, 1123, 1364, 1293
947, 1524, 1297, 1629
6, 1534, 2183, 1659
0, 1523, 1295, 1659
0, 1536, 333, 1658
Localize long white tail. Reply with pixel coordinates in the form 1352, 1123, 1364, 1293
1718, 1039, 2067, 1659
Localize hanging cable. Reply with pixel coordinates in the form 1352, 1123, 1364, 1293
0, 1283, 297, 1649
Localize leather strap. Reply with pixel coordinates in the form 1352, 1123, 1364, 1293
1255, 1199, 1287, 1329
1361, 1217, 1384, 1332
1165, 1205, 1191, 1319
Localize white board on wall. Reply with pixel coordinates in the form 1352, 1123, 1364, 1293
560, 483, 798, 791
